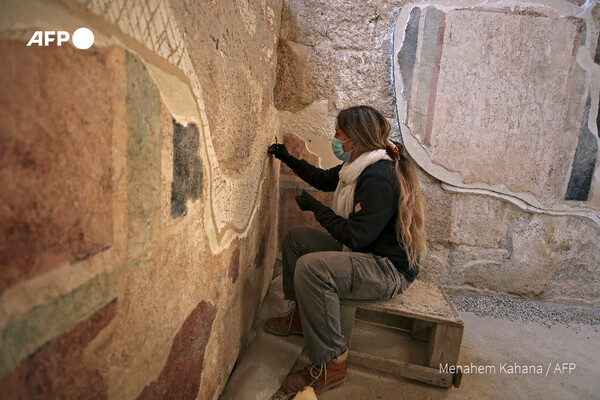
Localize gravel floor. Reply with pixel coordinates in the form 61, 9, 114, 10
451, 294, 600, 329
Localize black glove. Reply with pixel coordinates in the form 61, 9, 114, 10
295, 190, 318, 211
268, 143, 293, 162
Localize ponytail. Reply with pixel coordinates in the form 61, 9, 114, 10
388, 142, 427, 269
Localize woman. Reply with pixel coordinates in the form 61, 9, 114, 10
266, 105, 426, 395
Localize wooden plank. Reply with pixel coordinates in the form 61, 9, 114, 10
348, 351, 453, 388
428, 324, 464, 368
341, 280, 464, 327
340, 305, 356, 348
350, 319, 429, 366
355, 308, 413, 331
453, 370, 463, 388
410, 319, 432, 342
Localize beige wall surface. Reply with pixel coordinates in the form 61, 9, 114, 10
0, 0, 282, 399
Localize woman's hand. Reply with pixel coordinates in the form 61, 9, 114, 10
268, 143, 292, 162
295, 190, 317, 211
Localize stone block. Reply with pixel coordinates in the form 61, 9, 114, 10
419, 171, 453, 244
418, 245, 451, 284
278, 101, 342, 169
450, 193, 530, 249
279, 0, 329, 45
274, 39, 305, 111
446, 245, 509, 289
279, 100, 334, 141
446, 214, 600, 301
334, 49, 390, 111
321, 2, 379, 50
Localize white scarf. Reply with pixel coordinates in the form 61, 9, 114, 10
333, 149, 392, 250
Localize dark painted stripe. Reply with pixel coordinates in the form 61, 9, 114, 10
565, 93, 598, 201
171, 120, 203, 219
228, 246, 240, 283
565, 16, 586, 47
398, 7, 421, 111
423, 12, 446, 147
456, 7, 546, 17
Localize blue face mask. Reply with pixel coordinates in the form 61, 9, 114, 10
332, 138, 352, 163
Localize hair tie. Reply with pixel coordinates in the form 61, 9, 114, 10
386, 141, 404, 161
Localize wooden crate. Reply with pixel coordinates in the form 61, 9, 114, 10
340, 280, 464, 388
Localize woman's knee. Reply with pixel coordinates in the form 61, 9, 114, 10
294, 254, 325, 289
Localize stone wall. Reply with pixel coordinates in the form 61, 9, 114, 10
275, 0, 600, 306
0, 0, 282, 399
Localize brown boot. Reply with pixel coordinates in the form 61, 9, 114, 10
283, 356, 347, 395
264, 303, 303, 336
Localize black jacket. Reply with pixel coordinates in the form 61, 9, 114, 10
287, 157, 419, 282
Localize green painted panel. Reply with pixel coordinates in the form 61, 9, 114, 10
125, 51, 162, 262
0, 271, 117, 378
413, 7, 442, 137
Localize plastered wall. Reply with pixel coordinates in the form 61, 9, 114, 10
0, 0, 282, 399
275, 0, 600, 305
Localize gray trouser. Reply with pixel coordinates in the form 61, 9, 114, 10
282, 226, 410, 364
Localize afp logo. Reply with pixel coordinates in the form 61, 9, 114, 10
27, 27, 95, 50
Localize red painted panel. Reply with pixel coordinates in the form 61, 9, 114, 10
0, 41, 114, 290
278, 188, 334, 248
0, 301, 117, 400
136, 301, 218, 400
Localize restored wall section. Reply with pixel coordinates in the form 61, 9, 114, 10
276, 0, 600, 305
0, 0, 282, 399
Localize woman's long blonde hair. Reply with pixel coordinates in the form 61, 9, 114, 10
337, 105, 426, 269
